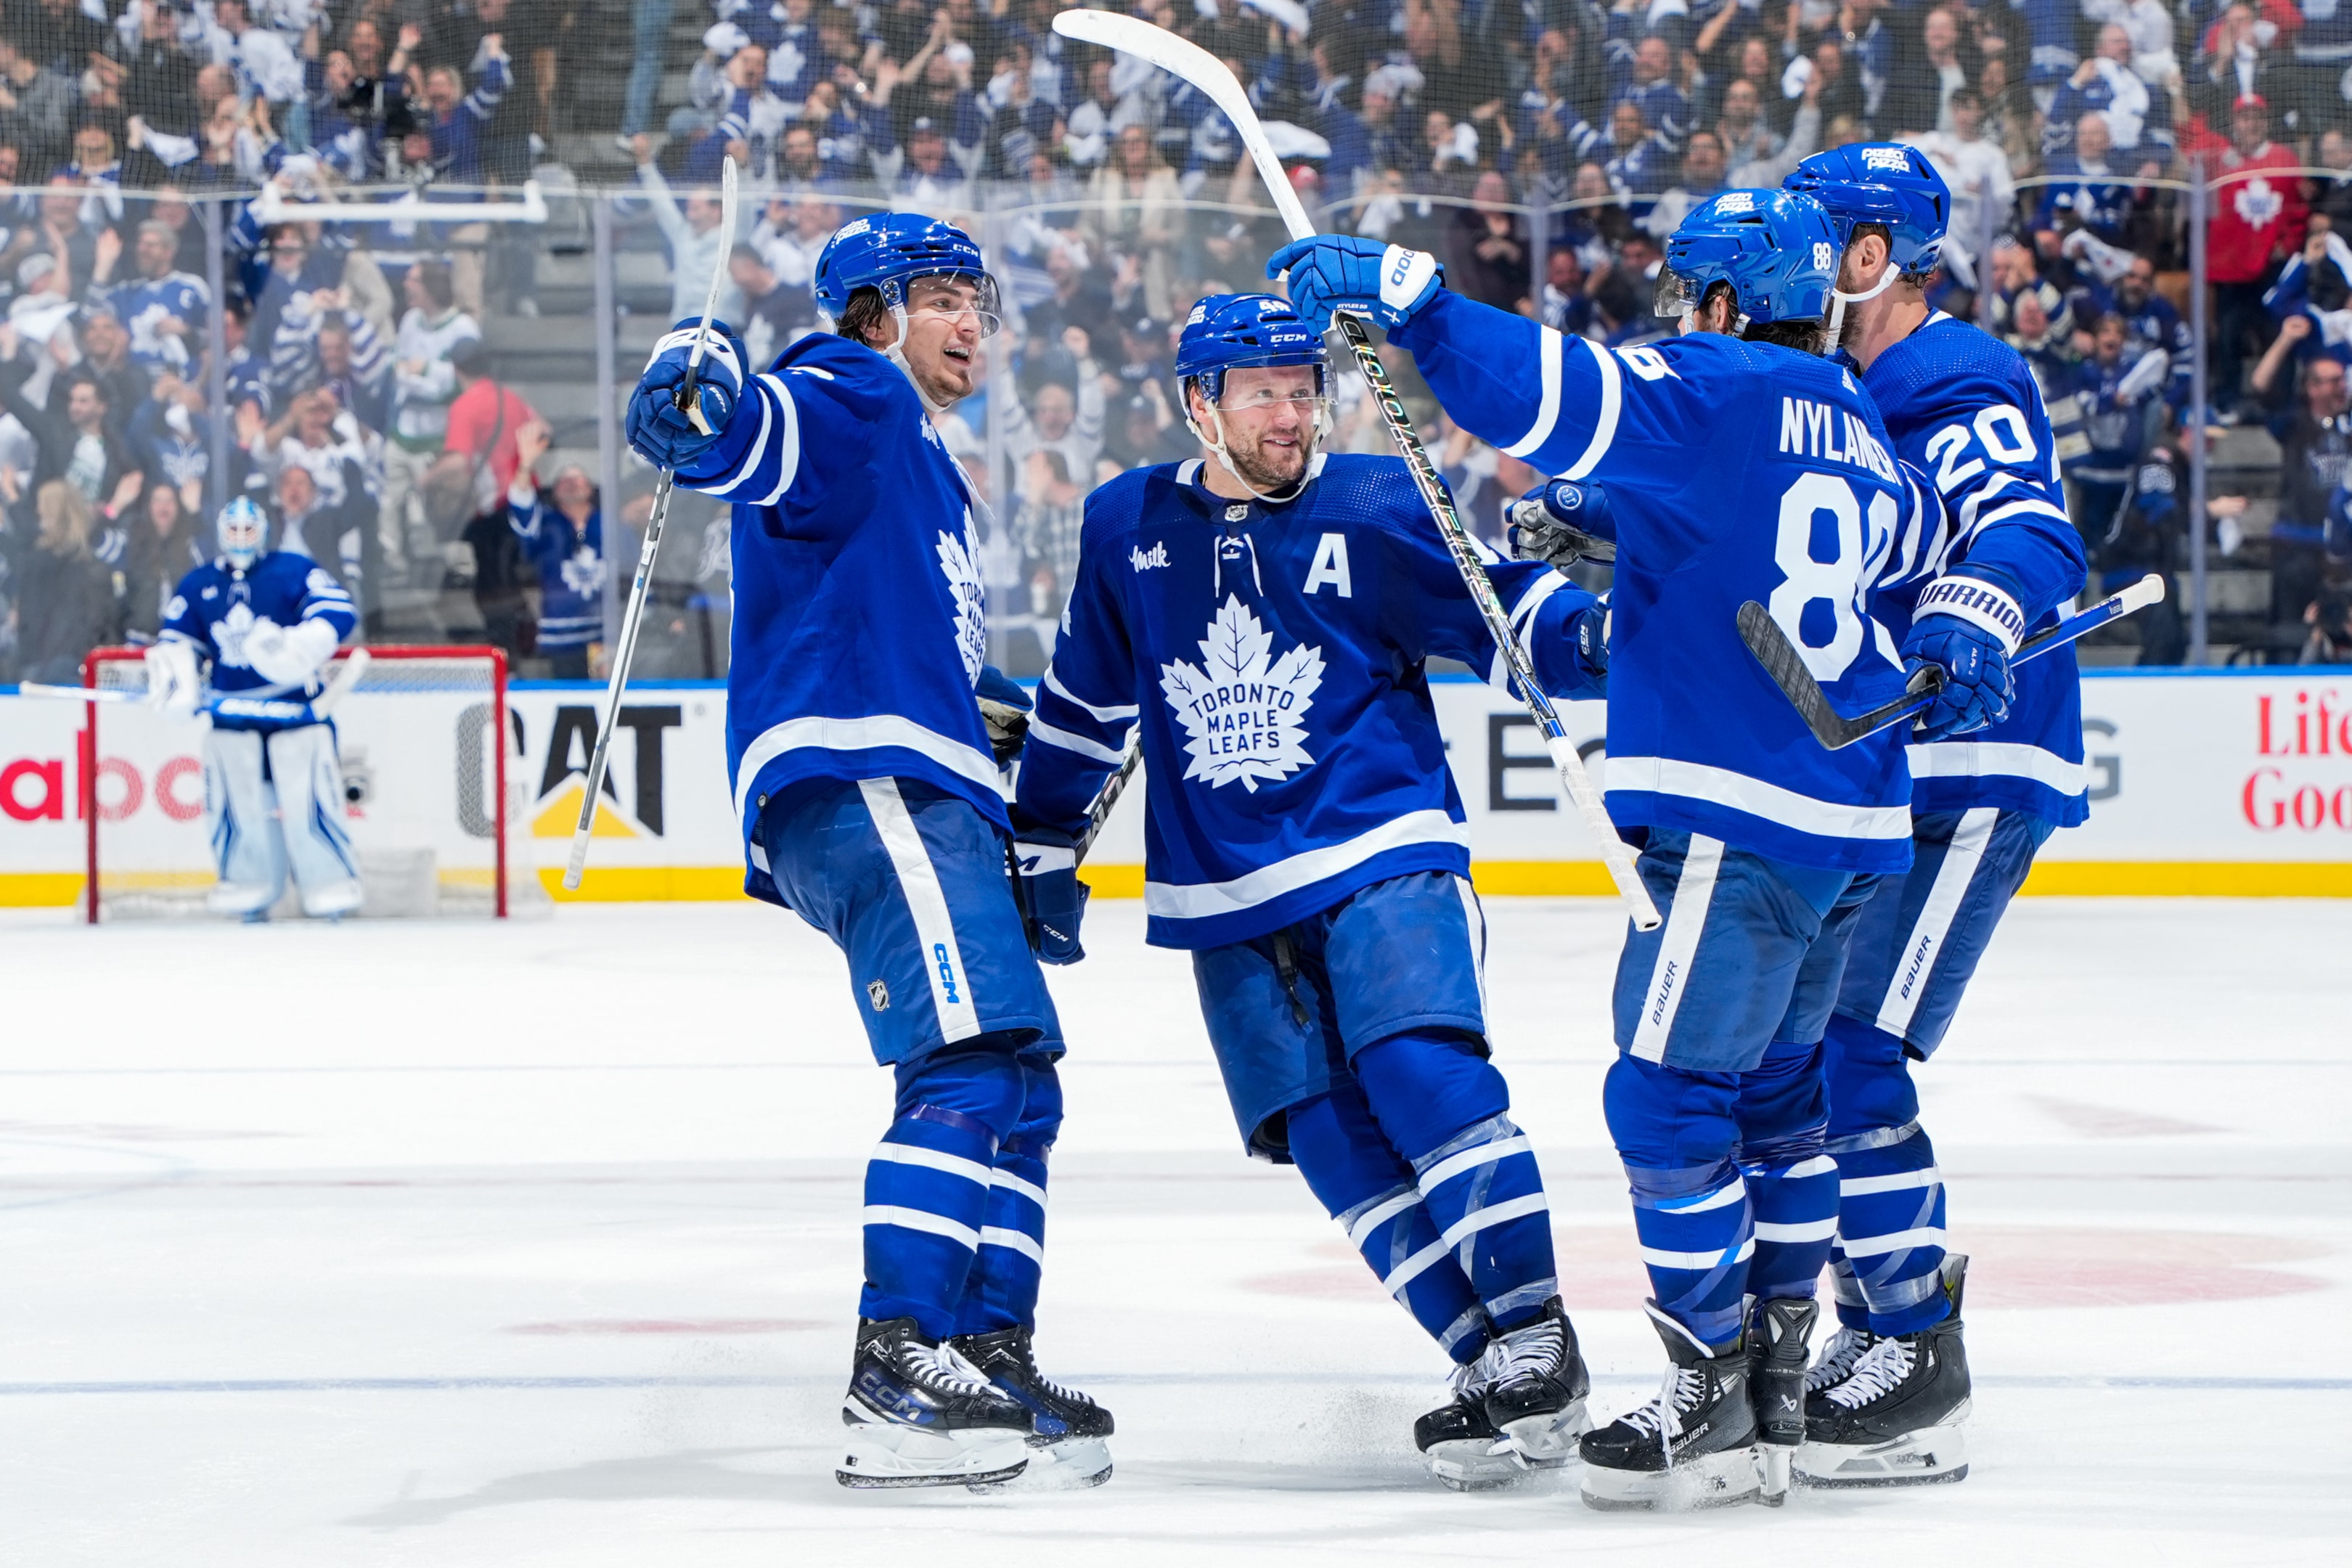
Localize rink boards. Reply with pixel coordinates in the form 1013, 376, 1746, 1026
0, 669, 2347, 905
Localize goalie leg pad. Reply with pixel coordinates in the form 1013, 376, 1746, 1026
264, 724, 362, 916
203, 726, 285, 915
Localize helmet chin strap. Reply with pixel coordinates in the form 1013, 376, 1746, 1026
878, 303, 958, 417
1193, 402, 1316, 505
1826, 254, 1902, 346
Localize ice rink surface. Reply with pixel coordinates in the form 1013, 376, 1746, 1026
4, 894, 2348, 1566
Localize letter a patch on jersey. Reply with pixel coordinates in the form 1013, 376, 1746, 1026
1303, 533, 1352, 597
1160, 595, 1323, 792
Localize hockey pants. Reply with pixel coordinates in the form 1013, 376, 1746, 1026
205, 724, 362, 918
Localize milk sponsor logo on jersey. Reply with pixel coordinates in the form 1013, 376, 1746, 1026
1131, 541, 1170, 571
936, 517, 987, 683
1160, 595, 1323, 791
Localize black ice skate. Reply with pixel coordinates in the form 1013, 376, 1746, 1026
1415, 1358, 1516, 1491
1797, 1254, 1972, 1489
1480, 1297, 1593, 1471
1579, 1302, 1763, 1512
1747, 1297, 1818, 1506
837, 1317, 1033, 1490
950, 1323, 1115, 1487
1805, 1322, 1878, 1400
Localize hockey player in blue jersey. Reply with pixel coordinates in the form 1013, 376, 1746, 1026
622, 212, 1110, 1491
1010, 293, 1608, 1489
1781, 144, 2090, 1487
1274, 190, 1939, 1509
150, 497, 362, 918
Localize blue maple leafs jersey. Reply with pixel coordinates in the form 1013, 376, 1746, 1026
1392, 290, 1927, 873
1015, 453, 1601, 950
160, 550, 356, 732
670, 332, 1003, 904
1853, 313, 2090, 825
110, 271, 211, 373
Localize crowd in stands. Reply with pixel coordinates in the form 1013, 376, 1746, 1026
1, 0, 2350, 679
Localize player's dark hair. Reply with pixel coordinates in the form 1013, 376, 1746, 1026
836, 285, 892, 348
1699, 279, 1829, 355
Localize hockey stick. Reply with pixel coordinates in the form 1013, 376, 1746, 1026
24, 646, 372, 720
1738, 573, 2165, 751
563, 157, 737, 891
1050, 9, 1660, 931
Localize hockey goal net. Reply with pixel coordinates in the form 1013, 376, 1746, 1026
79, 645, 545, 921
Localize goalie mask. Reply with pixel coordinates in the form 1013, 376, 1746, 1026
216, 496, 268, 571
1174, 293, 1331, 502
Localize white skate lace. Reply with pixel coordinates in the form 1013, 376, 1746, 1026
913, 1340, 1001, 1399
1824, 1334, 1916, 1409
1806, 1326, 1876, 1394
1485, 1317, 1564, 1387
1617, 1365, 1706, 1466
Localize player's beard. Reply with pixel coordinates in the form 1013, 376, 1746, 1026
1226, 428, 1312, 493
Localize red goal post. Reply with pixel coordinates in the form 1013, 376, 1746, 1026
78, 644, 541, 923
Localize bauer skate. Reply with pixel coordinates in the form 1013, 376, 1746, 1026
836, 1317, 1032, 1490
1747, 1297, 1818, 1506
1579, 1302, 1763, 1512
1797, 1254, 1972, 1489
949, 1323, 1115, 1487
1480, 1297, 1592, 1471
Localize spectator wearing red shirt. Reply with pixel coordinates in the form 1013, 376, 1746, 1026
437, 337, 539, 659
2209, 94, 2308, 418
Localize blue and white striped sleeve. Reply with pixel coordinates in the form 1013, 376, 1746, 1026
1918, 371, 2086, 619
1015, 539, 1138, 841
673, 360, 809, 512
296, 565, 359, 641
1388, 288, 1633, 481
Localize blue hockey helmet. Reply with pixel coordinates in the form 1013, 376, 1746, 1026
1783, 143, 1951, 276
1174, 292, 1328, 406
1659, 188, 1840, 327
216, 495, 267, 570
812, 211, 1001, 334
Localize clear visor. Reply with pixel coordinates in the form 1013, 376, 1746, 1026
1207, 362, 1328, 416
902, 271, 1004, 339
1654, 264, 1704, 320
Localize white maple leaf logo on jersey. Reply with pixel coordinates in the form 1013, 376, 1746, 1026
213, 601, 257, 668
560, 547, 607, 598
2235, 176, 2283, 227
1160, 595, 1323, 792
936, 518, 987, 684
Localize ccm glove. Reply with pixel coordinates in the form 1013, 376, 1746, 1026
1013, 833, 1088, 965
1902, 564, 2025, 741
976, 663, 1032, 766
625, 317, 750, 472
1266, 235, 1442, 335
1506, 478, 1617, 571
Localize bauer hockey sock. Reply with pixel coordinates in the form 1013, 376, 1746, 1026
1736, 1037, 1839, 1303
1824, 1016, 1951, 1337
1603, 1053, 1749, 1349
862, 1042, 1029, 1339
1354, 1032, 1558, 1332
955, 1055, 1060, 1336
1289, 1082, 1494, 1365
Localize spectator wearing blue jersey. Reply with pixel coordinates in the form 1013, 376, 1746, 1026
2035, 115, 2140, 249
2270, 348, 2352, 628
2059, 314, 2169, 548
2046, 26, 2176, 164
97, 221, 210, 376
1613, 36, 1691, 149
504, 418, 604, 679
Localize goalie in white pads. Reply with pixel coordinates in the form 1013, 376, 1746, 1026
1012, 294, 1609, 1489
152, 497, 362, 918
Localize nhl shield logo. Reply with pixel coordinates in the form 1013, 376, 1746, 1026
867, 979, 891, 1012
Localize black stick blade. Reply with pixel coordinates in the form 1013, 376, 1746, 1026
1735, 600, 1927, 751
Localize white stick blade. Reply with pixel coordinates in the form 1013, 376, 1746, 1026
563, 830, 592, 892
2118, 573, 2166, 614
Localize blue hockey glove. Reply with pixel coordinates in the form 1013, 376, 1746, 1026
1266, 236, 1443, 335
1506, 478, 1617, 571
1566, 596, 1610, 691
625, 318, 749, 472
976, 663, 1032, 766
1013, 834, 1088, 965
1902, 564, 2027, 741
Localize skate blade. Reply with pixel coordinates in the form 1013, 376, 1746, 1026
994, 1437, 1113, 1491
1580, 1447, 1763, 1513
1426, 1437, 1529, 1493
1795, 1412, 1969, 1490
1496, 1399, 1593, 1470
837, 1403, 1032, 1490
